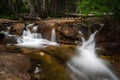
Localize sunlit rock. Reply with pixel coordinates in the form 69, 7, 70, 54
44, 45, 75, 61
6, 45, 22, 53
36, 21, 52, 40
10, 23, 25, 35
21, 48, 71, 80
57, 22, 89, 44
36, 19, 81, 44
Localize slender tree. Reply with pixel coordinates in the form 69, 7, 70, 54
29, 0, 36, 19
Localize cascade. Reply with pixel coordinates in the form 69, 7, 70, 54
67, 31, 119, 80
15, 25, 59, 48
51, 28, 56, 42
32, 25, 38, 32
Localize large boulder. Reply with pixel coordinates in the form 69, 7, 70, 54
43, 45, 76, 61
0, 71, 21, 80
0, 53, 31, 80
36, 19, 81, 44
57, 22, 89, 44
96, 20, 120, 54
10, 23, 25, 35
36, 19, 103, 45
0, 45, 7, 52
21, 47, 71, 80
1, 36, 17, 45
0, 19, 19, 32
36, 21, 52, 40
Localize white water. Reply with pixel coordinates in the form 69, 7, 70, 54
32, 25, 38, 32
67, 31, 119, 80
51, 28, 56, 42
0, 31, 17, 38
34, 67, 41, 74
15, 25, 59, 48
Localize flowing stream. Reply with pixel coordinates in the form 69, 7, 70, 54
51, 28, 56, 42
67, 31, 119, 80
1, 23, 119, 80
15, 25, 59, 48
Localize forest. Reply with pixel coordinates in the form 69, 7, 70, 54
0, 0, 120, 80
0, 0, 120, 19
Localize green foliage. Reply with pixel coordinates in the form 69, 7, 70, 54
76, 0, 120, 16
0, 0, 120, 18
21, 0, 29, 13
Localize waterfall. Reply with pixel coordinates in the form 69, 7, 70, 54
51, 28, 56, 42
67, 31, 119, 80
15, 24, 59, 48
32, 25, 38, 32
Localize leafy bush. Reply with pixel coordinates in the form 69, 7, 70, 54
76, 0, 120, 16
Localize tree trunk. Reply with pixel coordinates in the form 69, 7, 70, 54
29, 0, 36, 19
50, 0, 54, 15
54, 0, 57, 15
50, 0, 57, 15
36, 0, 42, 14
8, 0, 17, 15
45, 0, 49, 15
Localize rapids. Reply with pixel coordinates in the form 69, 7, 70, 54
15, 24, 59, 48
67, 31, 119, 80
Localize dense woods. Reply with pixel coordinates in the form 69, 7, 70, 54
0, 0, 120, 19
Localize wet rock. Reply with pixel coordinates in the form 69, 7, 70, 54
82, 17, 104, 25
0, 23, 11, 31
6, 45, 22, 53
0, 19, 17, 24
0, 45, 7, 52
1, 36, 17, 45
0, 23, 5, 31
58, 23, 79, 37
10, 23, 25, 35
36, 19, 80, 43
96, 20, 120, 54
0, 19, 20, 32
27, 23, 38, 33
99, 53, 120, 78
0, 53, 31, 80
37, 21, 85, 45
89, 23, 103, 33
21, 48, 71, 80
95, 19, 120, 77
36, 21, 52, 40
57, 22, 89, 44
0, 33, 5, 41
44, 45, 75, 61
